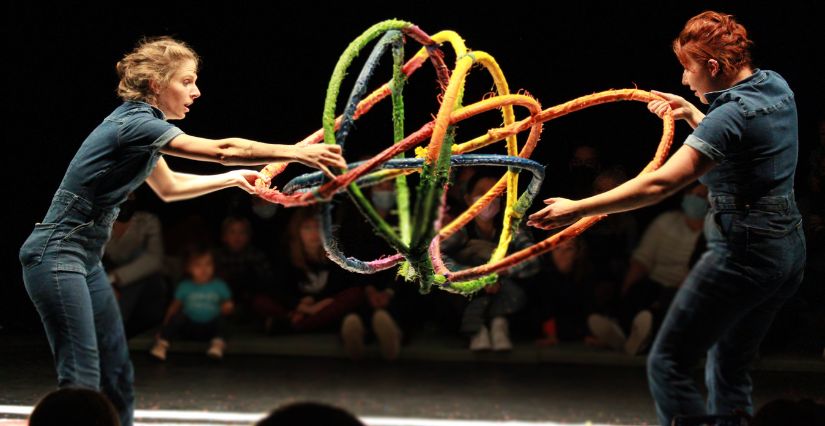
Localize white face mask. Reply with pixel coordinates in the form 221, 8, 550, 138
371, 190, 397, 211
252, 203, 279, 219
472, 196, 501, 221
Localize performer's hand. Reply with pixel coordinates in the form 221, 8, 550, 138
293, 144, 347, 180
648, 91, 702, 127
526, 198, 583, 230
229, 170, 270, 194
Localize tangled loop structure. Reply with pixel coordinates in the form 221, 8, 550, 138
254, 20, 675, 295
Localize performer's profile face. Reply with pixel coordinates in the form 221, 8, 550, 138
156, 59, 201, 120
681, 56, 714, 105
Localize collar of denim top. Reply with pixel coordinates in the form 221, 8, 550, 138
702, 69, 793, 118
704, 68, 765, 105
118, 100, 168, 121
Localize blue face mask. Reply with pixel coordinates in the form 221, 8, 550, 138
681, 193, 708, 220
371, 190, 397, 211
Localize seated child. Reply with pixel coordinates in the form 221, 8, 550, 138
151, 245, 233, 361
217, 216, 275, 315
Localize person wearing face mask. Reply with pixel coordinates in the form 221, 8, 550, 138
440, 169, 543, 351
565, 145, 603, 200
102, 193, 165, 339
587, 182, 709, 356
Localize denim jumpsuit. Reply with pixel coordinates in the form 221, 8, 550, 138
646, 70, 807, 426
19, 101, 183, 426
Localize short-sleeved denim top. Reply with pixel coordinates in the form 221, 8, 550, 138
21, 101, 183, 274
685, 69, 798, 201
52, 101, 183, 212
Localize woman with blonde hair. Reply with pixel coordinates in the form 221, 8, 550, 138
18, 36, 346, 426
528, 11, 806, 426
251, 206, 364, 336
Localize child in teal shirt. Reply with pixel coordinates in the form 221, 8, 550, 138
151, 245, 233, 360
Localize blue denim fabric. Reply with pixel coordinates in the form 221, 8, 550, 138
649, 69, 806, 426
57, 101, 182, 208
19, 102, 182, 426
686, 69, 798, 199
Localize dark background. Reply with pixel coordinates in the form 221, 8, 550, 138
2, 2, 823, 332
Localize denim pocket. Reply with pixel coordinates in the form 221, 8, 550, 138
62, 220, 95, 244
19, 223, 58, 270
729, 224, 786, 283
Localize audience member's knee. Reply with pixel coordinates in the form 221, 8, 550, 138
257, 402, 364, 426
29, 387, 121, 426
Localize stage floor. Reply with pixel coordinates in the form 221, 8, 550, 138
2, 335, 824, 425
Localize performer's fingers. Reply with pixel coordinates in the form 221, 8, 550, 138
254, 171, 270, 182
328, 155, 348, 169
239, 180, 256, 194
319, 164, 335, 180
651, 90, 673, 100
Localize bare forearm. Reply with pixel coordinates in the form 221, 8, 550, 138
215, 138, 299, 166
578, 145, 713, 217
578, 171, 677, 217
153, 172, 240, 202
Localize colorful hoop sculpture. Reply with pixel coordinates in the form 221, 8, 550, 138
254, 20, 675, 295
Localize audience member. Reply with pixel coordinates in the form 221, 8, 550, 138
792, 118, 825, 358
257, 402, 364, 426
588, 182, 708, 355
103, 192, 165, 338
216, 216, 276, 318
29, 388, 121, 426
225, 192, 286, 258
336, 178, 405, 361
151, 245, 233, 361
441, 169, 542, 351
251, 207, 365, 336
532, 236, 595, 346
583, 167, 639, 313
565, 145, 602, 200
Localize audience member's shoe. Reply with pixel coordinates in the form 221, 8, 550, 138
372, 309, 402, 361
150, 339, 169, 361
588, 314, 626, 351
341, 313, 365, 361
207, 338, 226, 360
469, 325, 492, 351
490, 316, 513, 352
625, 310, 653, 355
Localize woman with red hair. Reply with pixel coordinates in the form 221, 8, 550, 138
528, 11, 805, 425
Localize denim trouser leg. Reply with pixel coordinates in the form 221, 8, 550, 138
647, 225, 805, 426
23, 252, 135, 426
88, 264, 135, 426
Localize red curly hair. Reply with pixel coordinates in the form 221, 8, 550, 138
673, 11, 753, 78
